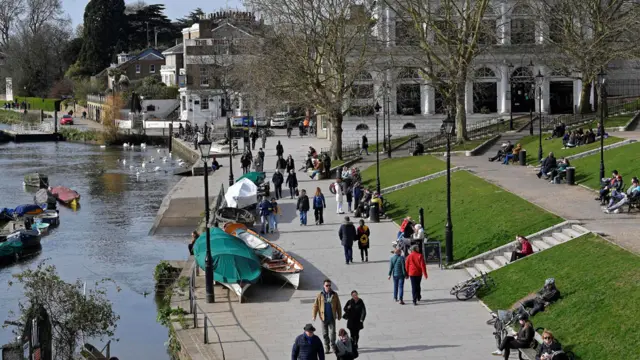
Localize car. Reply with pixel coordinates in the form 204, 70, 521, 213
255, 117, 269, 127
270, 112, 288, 127
60, 115, 73, 125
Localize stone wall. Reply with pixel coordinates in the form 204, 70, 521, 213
171, 137, 200, 165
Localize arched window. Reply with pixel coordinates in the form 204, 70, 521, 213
355, 123, 370, 131
511, 4, 535, 45
402, 122, 416, 129
475, 67, 496, 79
398, 67, 421, 81
511, 67, 534, 82
355, 71, 373, 81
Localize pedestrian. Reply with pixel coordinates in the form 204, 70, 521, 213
241, 152, 252, 174
388, 248, 407, 305
297, 189, 310, 226
334, 328, 358, 360
286, 154, 296, 173
343, 290, 366, 347
269, 197, 280, 233
258, 197, 273, 234
352, 183, 362, 213
287, 170, 299, 199
356, 219, 370, 262
251, 130, 258, 150
313, 187, 326, 225
405, 245, 428, 305
272, 169, 284, 199
188, 231, 199, 255
276, 140, 284, 158
258, 148, 265, 163
299, 121, 305, 137
338, 216, 357, 264
243, 131, 250, 151
312, 279, 342, 354
359, 134, 368, 156
253, 153, 264, 172
345, 182, 353, 212
335, 178, 344, 214
291, 323, 325, 360
276, 155, 287, 174
261, 130, 267, 148
322, 153, 331, 179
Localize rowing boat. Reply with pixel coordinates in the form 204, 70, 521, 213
216, 207, 255, 227
224, 223, 304, 289
50, 186, 81, 207
23, 173, 49, 188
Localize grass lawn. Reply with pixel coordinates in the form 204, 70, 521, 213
576, 114, 634, 130
427, 137, 491, 152
571, 141, 640, 189
369, 135, 416, 153
478, 234, 640, 360
384, 171, 562, 261
360, 155, 446, 189
517, 133, 623, 165
332, 159, 345, 167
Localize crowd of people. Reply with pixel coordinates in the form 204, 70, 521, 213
595, 170, 640, 214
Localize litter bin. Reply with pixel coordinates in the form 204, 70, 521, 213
566, 167, 576, 185
369, 203, 380, 223
519, 150, 527, 166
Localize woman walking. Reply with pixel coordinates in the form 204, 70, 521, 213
269, 197, 280, 233
343, 290, 366, 347
345, 182, 353, 212
286, 170, 298, 199
388, 248, 407, 305
286, 155, 295, 174
312, 187, 326, 225
335, 178, 344, 214
356, 219, 370, 262
405, 245, 428, 305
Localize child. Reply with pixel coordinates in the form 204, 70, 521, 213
357, 219, 370, 262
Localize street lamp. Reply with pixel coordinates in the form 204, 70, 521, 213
197, 138, 215, 304
226, 102, 234, 187
442, 115, 455, 264
506, 61, 514, 130
598, 69, 607, 181
374, 101, 381, 194
535, 70, 544, 162
387, 85, 392, 158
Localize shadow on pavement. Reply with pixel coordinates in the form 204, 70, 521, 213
288, 251, 337, 291
359, 344, 460, 353
241, 279, 296, 303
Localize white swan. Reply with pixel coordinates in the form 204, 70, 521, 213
141, 162, 146, 168
140, 143, 147, 149
123, 143, 129, 148
157, 149, 161, 153
122, 159, 126, 165
99, 145, 106, 149
153, 166, 161, 172
162, 157, 167, 162
129, 165, 134, 170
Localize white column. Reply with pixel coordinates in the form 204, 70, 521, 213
425, 83, 435, 114
389, 84, 397, 116
590, 81, 596, 111
542, 79, 550, 114
574, 79, 582, 113
499, 64, 509, 114
500, 2, 510, 45
465, 80, 474, 114
420, 84, 427, 115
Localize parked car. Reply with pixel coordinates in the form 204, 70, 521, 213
255, 117, 269, 127
60, 115, 74, 125
270, 112, 288, 127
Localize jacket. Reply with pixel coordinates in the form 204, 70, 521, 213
312, 290, 341, 322
276, 143, 284, 156
513, 145, 522, 155
361, 135, 368, 148
292, 333, 325, 360
542, 156, 557, 170
537, 285, 560, 303
338, 222, 357, 247
286, 158, 295, 172
335, 337, 355, 358
287, 173, 299, 188
313, 194, 326, 209
405, 252, 428, 278
297, 195, 310, 212
343, 298, 366, 330
259, 200, 273, 216
388, 254, 406, 277
536, 340, 563, 360
357, 225, 370, 249
276, 157, 287, 169
521, 240, 534, 255
516, 323, 535, 346
272, 172, 284, 186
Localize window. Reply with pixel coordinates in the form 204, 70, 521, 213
511, 19, 535, 44
149, 64, 155, 73
351, 84, 374, 99
200, 67, 208, 86
135, 64, 141, 74
201, 98, 209, 110
213, 39, 230, 55
478, 20, 497, 45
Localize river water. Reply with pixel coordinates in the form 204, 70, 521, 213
0, 140, 188, 359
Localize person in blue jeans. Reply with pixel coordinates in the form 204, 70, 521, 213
258, 198, 273, 234
388, 248, 407, 305
338, 216, 357, 264
297, 189, 310, 226
269, 198, 280, 233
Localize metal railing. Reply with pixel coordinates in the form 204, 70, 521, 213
320, 141, 360, 159
540, 98, 640, 131
10, 123, 53, 134
409, 116, 504, 151
188, 264, 225, 360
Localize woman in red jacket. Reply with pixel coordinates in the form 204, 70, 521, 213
510, 235, 534, 262
405, 245, 428, 305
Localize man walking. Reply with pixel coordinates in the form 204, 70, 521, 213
251, 130, 258, 150
291, 323, 325, 360
297, 189, 310, 226
261, 130, 267, 149
258, 197, 273, 234
272, 169, 284, 199
312, 279, 342, 354
338, 216, 357, 264
359, 134, 369, 156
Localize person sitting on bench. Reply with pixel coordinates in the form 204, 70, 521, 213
489, 141, 513, 162
604, 176, 640, 214
549, 158, 570, 183
520, 278, 560, 317
492, 313, 535, 358
537, 330, 565, 360
549, 123, 565, 139
537, 152, 557, 179
510, 235, 533, 262
596, 170, 622, 202
412, 142, 425, 156
503, 143, 522, 164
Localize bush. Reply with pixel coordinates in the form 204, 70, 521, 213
0, 110, 40, 124
59, 128, 101, 142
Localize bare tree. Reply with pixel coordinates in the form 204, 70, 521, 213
245, 0, 377, 159
25, 0, 62, 35
385, 0, 493, 142
0, 0, 25, 47
531, 0, 640, 113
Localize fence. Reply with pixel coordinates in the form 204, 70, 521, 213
10, 123, 53, 134
409, 116, 504, 151
541, 98, 640, 131
320, 141, 360, 159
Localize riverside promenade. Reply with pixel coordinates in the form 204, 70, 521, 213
174, 130, 496, 360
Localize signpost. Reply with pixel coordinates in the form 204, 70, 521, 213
423, 241, 443, 269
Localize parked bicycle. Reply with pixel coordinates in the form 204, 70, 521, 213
450, 272, 495, 301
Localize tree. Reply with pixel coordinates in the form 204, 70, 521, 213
174, 8, 205, 30
0, 0, 25, 47
24, 0, 62, 35
245, 0, 377, 159
126, 4, 178, 51
531, 0, 640, 114
77, 0, 127, 76
7, 262, 119, 360
385, 0, 493, 142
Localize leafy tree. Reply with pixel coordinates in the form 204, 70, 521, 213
7, 262, 120, 360
77, 0, 127, 76
126, 4, 178, 50
63, 37, 83, 68
174, 8, 205, 30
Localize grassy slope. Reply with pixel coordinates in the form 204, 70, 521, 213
428, 137, 490, 152
479, 234, 640, 359
384, 171, 562, 261
360, 155, 446, 189
369, 135, 415, 153
517, 133, 623, 165
571, 141, 640, 189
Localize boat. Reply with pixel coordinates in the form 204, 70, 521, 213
236, 172, 266, 185
34, 188, 57, 210
193, 228, 262, 303
34, 210, 60, 227
31, 222, 50, 235
216, 207, 256, 227
0, 221, 26, 241
225, 178, 258, 208
0, 229, 42, 267
224, 223, 304, 289
50, 186, 81, 207
23, 173, 49, 188
12, 204, 45, 217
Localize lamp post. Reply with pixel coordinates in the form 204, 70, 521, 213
598, 69, 607, 181
442, 115, 455, 264
535, 70, 544, 162
529, 84, 534, 135
197, 138, 215, 303
374, 101, 381, 194
506, 61, 514, 130
226, 105, 234, 187
382, 96, 386, 154
387, 85, 392, 158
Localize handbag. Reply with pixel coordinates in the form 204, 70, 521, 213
295, 188, 299, 197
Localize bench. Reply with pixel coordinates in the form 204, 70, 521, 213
627, 194, 640, 212
517, 327, 576, 360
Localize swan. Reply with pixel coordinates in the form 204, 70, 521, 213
141, 162, 146, 168
162, 157, 167, 163
123, 143, 129, 148
153, 166, 161, 172
141, 143, 147, 149
122, 159, 126, 165
157, 149, 161, 153
99, 145, 106, 149
129, 165, 134, 170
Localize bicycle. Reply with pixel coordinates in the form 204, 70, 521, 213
450, 272, 495, 301
486, 303, 528, 348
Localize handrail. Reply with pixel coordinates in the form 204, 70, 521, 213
189, 263, 226, 360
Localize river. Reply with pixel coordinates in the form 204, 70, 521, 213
0, 140, 188, 359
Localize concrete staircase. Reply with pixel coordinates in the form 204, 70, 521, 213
451, 222, 591, 278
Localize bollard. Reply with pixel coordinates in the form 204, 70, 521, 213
519, 149, 527, 166
566, 167, 576, 185
369, 203, 380, 223
418, 207, 424, 230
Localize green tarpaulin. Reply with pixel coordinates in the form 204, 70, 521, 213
193, 228, 262, 284
236, 172, 266, 185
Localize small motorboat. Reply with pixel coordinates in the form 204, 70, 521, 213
216, 207, 255, 227
34, 188, 57, 210
50, 186, 81, 207
23, 173, 49, 188
31, 222, 50, 235
0, 229, 42, 267
224, 223, 304, 289
34, 210, 60, 227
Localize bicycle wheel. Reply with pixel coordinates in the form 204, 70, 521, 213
450, 284, 461, 296
493, 321, 506, 348
455, 284, 477, 301
329, 183, 336, 194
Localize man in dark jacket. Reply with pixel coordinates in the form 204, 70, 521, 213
359, 134, 368, 155
276, 140, 284, 157
536, 152, 557, 179
297, 189, 310, 225
272, 169, 284, 199
322, 154, 331, 179
258, 198, 273, 234
338, 216, 357, 264
250, 130, 259, 150
521, 278, 560, 316
291, 323, 325, 360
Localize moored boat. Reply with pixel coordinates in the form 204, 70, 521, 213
216, 207, 255, 227
224, 223, 304, 289
50, 186, 81, 207
23, 173, 49, 188
0, 229, 42, 267
31, 222, 50, 235
34, 210, 60, 227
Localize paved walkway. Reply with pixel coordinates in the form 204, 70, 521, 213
178, 131, 497, 360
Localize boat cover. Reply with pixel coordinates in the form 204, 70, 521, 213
34, 189, 56, 205
225, 178, 258, 208
193, 228, 262, 284
236, 172, 266, 185
11, 204, 45, 217
50, 186, 80, 203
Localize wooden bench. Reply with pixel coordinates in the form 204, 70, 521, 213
627, 193, 640, 212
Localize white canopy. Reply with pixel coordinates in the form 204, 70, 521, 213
225, 178, 258, 208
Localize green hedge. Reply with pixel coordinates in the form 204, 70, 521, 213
3, 97, 59, 111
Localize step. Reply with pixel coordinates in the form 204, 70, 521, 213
562, 228, 583, 238
494, 255, 510, 267
466, 267, 481, 278
552, 232, 571, 243
504, 252, 513, 260
531, 243, 541, 253
474, 263, 492, 274
533, 240, 551, 251
571, 224, 590, 234
484, 259, 501, 270
543, 236, 561, 246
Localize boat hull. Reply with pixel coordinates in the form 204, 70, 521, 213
23, 173, 49, 188
216, 207, 255, 227
219, 282, 252, 303
34, 210, 60, 227
50, 186, 81, 206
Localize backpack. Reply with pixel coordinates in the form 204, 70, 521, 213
313, 195, 323, 208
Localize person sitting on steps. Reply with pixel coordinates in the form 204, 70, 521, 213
492, 313, 535, 358
537, 330, 566, 360
510, 235, 533, 262
596, 170, 623, 203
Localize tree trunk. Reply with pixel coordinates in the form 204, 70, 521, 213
579, 81, 592, 114
455, 81, 468, 142
330, 111, 343, 160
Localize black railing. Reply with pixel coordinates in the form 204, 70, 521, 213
409, 116, 504, 151
320, 141, 360, 159
188, 264, 225, 360
541, 98, 640, 131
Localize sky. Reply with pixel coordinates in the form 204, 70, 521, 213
64, 0, 245, 28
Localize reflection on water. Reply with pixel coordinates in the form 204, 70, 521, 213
0, 141, 188, 359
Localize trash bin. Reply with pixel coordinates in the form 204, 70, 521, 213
566, 167, 576, 185
369, 203, 380, 223
519, 150, 527, 166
